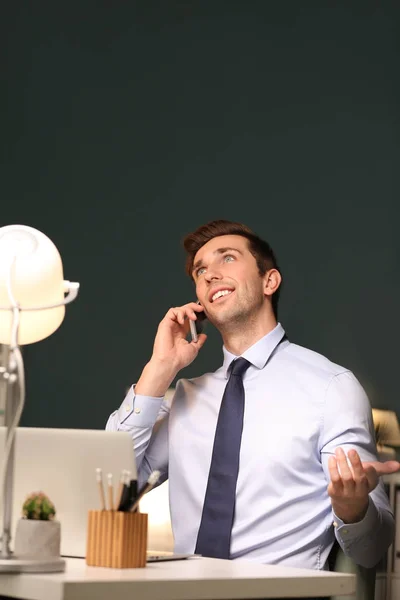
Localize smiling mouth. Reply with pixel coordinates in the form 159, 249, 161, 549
211, 290, 234, 303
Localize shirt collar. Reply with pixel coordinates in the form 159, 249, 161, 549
222, 323, 286, 379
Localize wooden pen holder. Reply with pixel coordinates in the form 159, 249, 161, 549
86, 510, 148, 568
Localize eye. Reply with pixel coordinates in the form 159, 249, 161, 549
223, 254, 235, 263
196, 266, 206, 277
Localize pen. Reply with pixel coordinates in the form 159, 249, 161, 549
128, 478, 138, 512
117, 470, 132, 511
129, 470, 160, 513
96, 468, 106, 511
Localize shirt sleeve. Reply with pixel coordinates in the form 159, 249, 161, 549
319, 370, 394, 568
106, 385, 171, 488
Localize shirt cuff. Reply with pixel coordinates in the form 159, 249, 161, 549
333, 497, 378, 545
117, 385, 164, 427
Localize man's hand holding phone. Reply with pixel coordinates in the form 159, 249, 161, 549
135, 302, 207, 397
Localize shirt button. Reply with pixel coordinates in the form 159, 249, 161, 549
343, 529, 348, 535
333, 522, 338, 528
134, 407, 141, 414
125, 405, 130, 412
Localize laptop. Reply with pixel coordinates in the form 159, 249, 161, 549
0, 427, 192, 562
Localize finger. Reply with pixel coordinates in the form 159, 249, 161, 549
191, 302, 205, 312
169, 305, 203, 322
335, 448, 353, 481
174, 309, 185, 325
186, 305, 205, 320
328, 456, 343, 490
182, 304, 206, 323
347, 450, 370, 493
362, 465, 379, 492
347, 449, 365, 479
169, 307, 191, 326
182, 307, 204, 323
166, 307, 183, 322
335, 448, 355, 486
182, 302, 205, 313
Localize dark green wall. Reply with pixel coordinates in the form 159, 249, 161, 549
1, 1, 399, 428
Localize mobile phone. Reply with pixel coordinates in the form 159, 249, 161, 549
189, 302, 207, 342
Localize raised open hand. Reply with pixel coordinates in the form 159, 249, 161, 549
327, 448, 399, 523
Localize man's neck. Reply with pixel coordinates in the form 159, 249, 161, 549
221, 315, 278, 356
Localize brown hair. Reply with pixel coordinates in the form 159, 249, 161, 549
183, 220, 281, 318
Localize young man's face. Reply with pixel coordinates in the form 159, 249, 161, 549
192, 234, 273, 329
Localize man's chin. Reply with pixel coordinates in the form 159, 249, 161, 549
208, 308, 246, 329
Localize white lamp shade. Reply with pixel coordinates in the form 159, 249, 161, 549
372, 408, 400, 447
0, 225, 66, 345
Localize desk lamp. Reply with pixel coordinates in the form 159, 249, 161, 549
0, 225, 79, 572
372, 408, 400, 461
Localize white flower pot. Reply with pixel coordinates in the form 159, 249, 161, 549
14, 519, 61, 559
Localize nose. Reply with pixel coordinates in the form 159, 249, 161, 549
205, 265, 222, 283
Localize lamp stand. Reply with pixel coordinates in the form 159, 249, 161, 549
0, 350, 65, 572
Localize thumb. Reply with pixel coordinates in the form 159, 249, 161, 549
191, 333, 208, 351
362, 460, 400, 475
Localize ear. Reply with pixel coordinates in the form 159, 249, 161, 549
263, 269, 281, 298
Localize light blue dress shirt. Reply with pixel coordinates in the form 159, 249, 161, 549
106, 323, 394, 570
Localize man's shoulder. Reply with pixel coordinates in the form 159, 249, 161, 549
282, 341, 351, 379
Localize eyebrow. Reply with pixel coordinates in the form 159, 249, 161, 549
192, 247, 243, 274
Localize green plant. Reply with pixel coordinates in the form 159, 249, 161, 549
22, 492, 56, 521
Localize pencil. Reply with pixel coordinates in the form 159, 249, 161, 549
107, 473, 114, 511
96, 468, 106, 511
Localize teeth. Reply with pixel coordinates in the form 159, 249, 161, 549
212, 290, 232, 302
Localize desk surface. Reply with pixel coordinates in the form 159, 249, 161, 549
0, 556, 356, 600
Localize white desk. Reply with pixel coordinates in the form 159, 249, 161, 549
0, 556, 356, 600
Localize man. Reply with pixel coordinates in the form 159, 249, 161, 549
107, 220, 397, 575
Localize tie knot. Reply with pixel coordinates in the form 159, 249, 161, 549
230, 357, 251, 378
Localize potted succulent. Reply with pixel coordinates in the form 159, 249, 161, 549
14, 492, 61, 559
